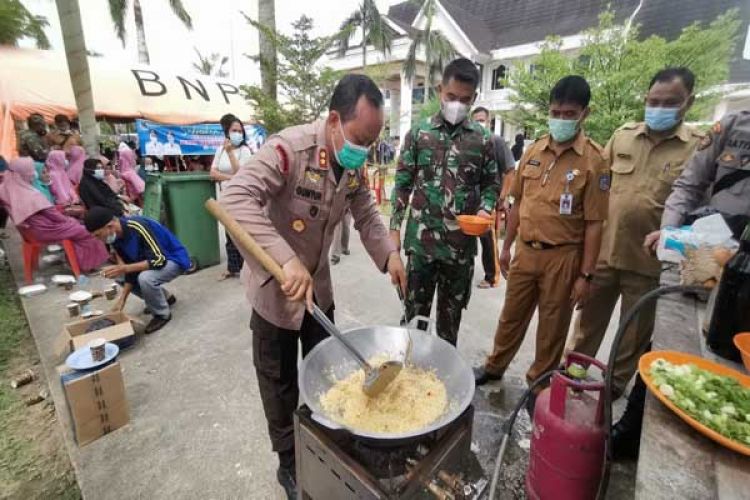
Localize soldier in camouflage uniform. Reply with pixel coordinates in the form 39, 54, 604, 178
18, 114, 49, 162
390, 58, 500, 345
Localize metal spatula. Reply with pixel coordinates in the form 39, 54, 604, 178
206, 199, 402, 397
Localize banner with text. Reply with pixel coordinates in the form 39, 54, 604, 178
135, 119, 266, 157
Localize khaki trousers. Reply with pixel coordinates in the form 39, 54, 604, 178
570, 266, 658, 396
485, 243, 581, 385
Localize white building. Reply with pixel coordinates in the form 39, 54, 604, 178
325, 0, 750, 142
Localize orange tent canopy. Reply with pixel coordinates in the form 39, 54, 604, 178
0, 47, 255, 159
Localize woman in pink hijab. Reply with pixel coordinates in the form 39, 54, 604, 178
66, 145, 86, 184
0, 157, 108, 272
118, 148, 145, 203
46, 150, 80, 205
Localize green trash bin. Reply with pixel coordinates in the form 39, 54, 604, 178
160, 172, 220, 270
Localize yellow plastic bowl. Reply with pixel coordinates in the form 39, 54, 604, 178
456, 215, 493, 236
733, 332, 750, 373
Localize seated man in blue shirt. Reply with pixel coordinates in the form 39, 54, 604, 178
84, 206, 191, 334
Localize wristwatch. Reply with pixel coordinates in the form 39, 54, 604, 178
580, 272, 594, 283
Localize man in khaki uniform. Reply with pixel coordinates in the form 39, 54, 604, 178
220, 75, 406, 498
475, 76, 609, 408
570, 67, 702, 397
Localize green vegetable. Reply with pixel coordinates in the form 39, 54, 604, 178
566, 363, 588, 379
649, 358, 750, 446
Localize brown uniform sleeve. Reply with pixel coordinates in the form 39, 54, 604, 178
350, 172, 397, 272
219, 137, 297, 267
582, 147, 609, 221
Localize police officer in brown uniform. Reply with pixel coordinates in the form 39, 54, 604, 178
570, 68, 703, 397
220, 75, 406, 498
474, 77, 609, 411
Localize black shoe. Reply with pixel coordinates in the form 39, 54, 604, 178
342, 249, 350, 256
145, 314, 171, 334
611, 411, 643, 461
277, 465, 297, 500
331, 255, 340, 265
473, 366, 503, 386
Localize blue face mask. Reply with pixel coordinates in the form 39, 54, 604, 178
334, 122, 369, 170
229, 131, 244, 146
93, 169, 105, 180
548, 118, 579, 143
645, 106, 681, 132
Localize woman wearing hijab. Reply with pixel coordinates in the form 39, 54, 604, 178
32, 162, 55, 203
118, 148, 145, 203
210, 114, 251, 279
46, 150, 79, 206
0, 157, 108, 272
66, 145, 86, 185
78, 158, 126, 216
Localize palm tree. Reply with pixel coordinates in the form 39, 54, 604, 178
258, 0, 277, 100
55, 0, 97, 156
0, 0, 50, 48
108, 0, 192, 64
192, 48, 229, 77
404, 0, 457, 104
336, 0, 393, 70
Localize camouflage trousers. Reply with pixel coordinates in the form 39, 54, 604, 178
404, 252, 474, 346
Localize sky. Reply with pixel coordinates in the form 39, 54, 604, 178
19, 0, 401, 84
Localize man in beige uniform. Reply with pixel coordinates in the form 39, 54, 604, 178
474, 77, 609, 413
570, 67, 703, 396
220, 75, 405, 498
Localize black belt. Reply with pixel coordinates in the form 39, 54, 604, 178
524, 240, 575, 250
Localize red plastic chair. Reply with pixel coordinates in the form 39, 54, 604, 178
16, 226, 81, 284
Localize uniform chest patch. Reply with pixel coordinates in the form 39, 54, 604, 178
346, 174, 359, 190
292, 219, 306, 233
721, 152, 736, 163
295, 186, 322, 201
599, 174, 611, 191
527, 159, 541, 167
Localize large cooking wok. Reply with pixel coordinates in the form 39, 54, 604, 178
205, 199, 475, 443
300, 320, 475, 443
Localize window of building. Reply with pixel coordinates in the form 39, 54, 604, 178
491, 65, 507, 90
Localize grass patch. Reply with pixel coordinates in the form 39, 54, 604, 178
0, 262, 80, 500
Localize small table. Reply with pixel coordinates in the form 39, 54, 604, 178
636, 277, 750, 499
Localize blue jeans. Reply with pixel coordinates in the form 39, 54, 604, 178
128, 260, 183, 318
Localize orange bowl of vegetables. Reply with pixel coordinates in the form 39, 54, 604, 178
456, 215, 493, 236
733, 333, 750, 373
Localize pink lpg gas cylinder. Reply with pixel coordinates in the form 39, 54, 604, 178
526, 352, 606, 500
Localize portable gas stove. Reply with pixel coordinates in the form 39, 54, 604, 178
294, 405, 486, 499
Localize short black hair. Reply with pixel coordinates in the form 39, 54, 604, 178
54, 114, 70, 125
649, 67, 695, 93
442, 58, 480, 90
329, 74, 384, 123
471, 106, 490, 118
84, 206, 116, 232
220, 113, 237, 130
549, 75, 591, 108
83, 158, 101, 171
27, 113, 45, 127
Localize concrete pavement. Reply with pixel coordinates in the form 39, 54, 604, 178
6, 223, 634, 499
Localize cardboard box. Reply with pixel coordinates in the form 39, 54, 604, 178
57, 311, 136, 356
59, 361, 129, 446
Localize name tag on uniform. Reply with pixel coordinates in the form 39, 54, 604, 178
560, 193, 573, 215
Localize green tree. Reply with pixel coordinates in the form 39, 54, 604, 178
192, 47, 229, 77
241, 15, 343, 133
108, 0, 192, 64
0, 0, 50, 49
404, 0, 457, 105
336, 0, 393, 70
504, 9, 742, 144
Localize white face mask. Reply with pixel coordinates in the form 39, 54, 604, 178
441, 100, 469, 125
